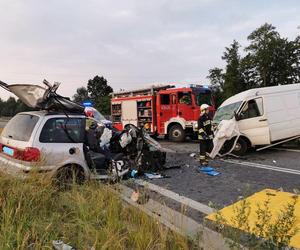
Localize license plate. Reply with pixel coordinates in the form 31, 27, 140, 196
3, 146, 14, 156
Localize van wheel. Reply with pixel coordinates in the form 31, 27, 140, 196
169, 125, 185, 142
54, 165, 85, 190
232, 138, 248, 156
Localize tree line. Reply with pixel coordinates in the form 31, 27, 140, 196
0, 98, 34, 117
208, 23, 300, 107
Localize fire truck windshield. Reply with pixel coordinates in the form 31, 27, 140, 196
195, 91, 212, 106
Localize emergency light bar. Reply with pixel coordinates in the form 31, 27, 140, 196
82, 101, 93, 107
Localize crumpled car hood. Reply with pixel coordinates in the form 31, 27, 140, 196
6, 84, 47, 108
0, 80, 84, 113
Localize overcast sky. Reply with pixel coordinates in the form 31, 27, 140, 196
0, 0, 299, 99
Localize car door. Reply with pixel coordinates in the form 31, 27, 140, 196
237, 97, 270, 146
177, 91, 194, 121
34, 117, 86, 167
157, 93, 173, 134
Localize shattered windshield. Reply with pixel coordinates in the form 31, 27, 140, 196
213, 101, 242, 123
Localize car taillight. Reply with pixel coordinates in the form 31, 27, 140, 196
0, 144, 3, 152
22, 147, 41, 162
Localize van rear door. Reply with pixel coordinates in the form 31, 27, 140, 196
237, 97, 270, 146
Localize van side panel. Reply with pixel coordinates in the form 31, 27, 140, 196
265, 91, 300, 141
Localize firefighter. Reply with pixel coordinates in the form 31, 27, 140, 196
198, 104, 213, 166
179, 94, 191, 105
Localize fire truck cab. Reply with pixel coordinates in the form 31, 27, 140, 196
111, 84, 214, 142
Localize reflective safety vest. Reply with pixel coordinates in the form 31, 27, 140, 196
198, 114, 213, 140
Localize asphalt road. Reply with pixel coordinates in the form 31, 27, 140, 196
1, 117, 299, 210
149, 140, 300, 209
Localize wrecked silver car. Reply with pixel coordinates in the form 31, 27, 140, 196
0, 80, 166, 185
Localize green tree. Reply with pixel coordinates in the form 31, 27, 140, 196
87, 76, 113, 115
222, 40, 245, 98
245, 23, 300, 86
240, 53, 259, 90
208, 23, 300, 105
15, 99, 31, 114
2, 97, 17, 117
207, 67, 225, 107
245, 23, 280, 87
73, 87, 89, 104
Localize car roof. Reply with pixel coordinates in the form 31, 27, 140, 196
18, 110, 86, 118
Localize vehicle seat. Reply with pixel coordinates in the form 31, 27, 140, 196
89, 151, 107, 170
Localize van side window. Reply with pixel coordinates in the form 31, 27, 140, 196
160, 94, 170, 105
240, 98, 263, 120
40, 118, 85, 143
178, 92, 192, 105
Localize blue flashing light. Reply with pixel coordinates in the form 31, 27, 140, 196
82, 100, 93, 107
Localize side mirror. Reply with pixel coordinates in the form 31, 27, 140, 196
234, 111, 240, 121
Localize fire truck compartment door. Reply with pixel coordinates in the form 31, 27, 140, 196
121, 100, 138, 127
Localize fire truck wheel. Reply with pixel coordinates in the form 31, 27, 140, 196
169, 124, 185, 142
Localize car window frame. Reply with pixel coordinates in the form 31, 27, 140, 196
39, 117, 86, 144
238, 97, 264, 120
178, 91, 192, 106
1, 114, 40, 142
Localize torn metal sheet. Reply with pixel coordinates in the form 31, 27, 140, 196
209, 118, 240, 159
0, 80, 84, 113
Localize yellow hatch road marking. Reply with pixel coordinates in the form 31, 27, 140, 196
206, 189, 300, 249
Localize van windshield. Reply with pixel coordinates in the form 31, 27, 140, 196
2, 114, 39, 141
213, 101, 242, 123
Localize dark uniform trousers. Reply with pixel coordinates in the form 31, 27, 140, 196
198, 115, 213, 165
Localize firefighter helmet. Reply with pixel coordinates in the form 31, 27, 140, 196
200, 104, 210, 111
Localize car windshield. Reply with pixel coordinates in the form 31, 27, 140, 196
93, 109, 106, 122
1, 114, 39, 141
213, 101, 242, 123
196, 91, 212, 106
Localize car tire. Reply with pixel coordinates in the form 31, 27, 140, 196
54, 165, 85, 190
168, 124, 185, 142
232, 137, 248, 156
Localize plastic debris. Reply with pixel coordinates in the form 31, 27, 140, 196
199, 166, 214, 172
273, 160, 277, 164
131, 189, 150, 204
131, 191, 140, 202
207, 171, 221, 176
131, 169, 139, 178
190, 153, 196, 158
144, 173, 170, 179
198, 166, 221, 176
52, 240, 75, 250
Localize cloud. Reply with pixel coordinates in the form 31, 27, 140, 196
0, 0, 299, 99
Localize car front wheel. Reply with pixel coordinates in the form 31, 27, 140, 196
54, 165, 85, 190
232, 138, 248, 156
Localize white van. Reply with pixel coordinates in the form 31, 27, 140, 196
213, 83, 300, 155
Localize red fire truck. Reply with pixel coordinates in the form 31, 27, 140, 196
111, 84, 215, 141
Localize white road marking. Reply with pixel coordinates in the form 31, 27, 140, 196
271, 147, 300, 153
222, 159, 300, 175
134, 179, 214, 215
